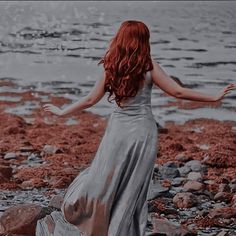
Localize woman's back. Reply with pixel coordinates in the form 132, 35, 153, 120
113, 71, 154, 116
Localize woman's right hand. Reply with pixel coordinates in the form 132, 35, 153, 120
43, 104, 63, 116
214, 83, 236, 101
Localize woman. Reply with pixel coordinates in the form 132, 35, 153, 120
36, 20, 235, 236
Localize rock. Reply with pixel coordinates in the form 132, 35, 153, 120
150, 217, 197, 236
183, 180, 204, 192
19, 146, 35, 152
41, 145, 61, 155
48, 195, 64, 210
229, 183, 236, 192
4, 152, 17, 160
185, 160, 202, 172
175, 154, 192, 162
187, 171, 202, 181
214, 192, 232, 203
178, 165, 191, 176
147, 180, 170, 200
173, 192, 198, 209
208, 206, 236, 219
27, 153, 40, 161
0, 204, 47, 236
170, 186, 183, 195
218, 183, 230, 192
218, 184, 230, 192
232, 194, 236, 206
163, 161, 179, 168
20, 178, 47, 189
20, 180, 34, 189
171, 177, 186, 187
231, 178, 236, 184
216, 231, 230, 236
159, 163, 180, 179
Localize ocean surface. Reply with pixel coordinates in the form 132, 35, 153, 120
0, 1, 236, 125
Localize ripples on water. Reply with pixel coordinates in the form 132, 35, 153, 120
0, 1, 235, 124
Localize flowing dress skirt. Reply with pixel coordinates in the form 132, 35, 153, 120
36, 106, 158, 236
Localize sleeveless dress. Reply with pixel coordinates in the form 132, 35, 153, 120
36, 70, 158, 236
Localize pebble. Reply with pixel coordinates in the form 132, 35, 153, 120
175, 154, 192, 162
147, 180, 170, 200
185, 160, 202, 172
209, 206, 236, 219
41, 144, 60, 155
187, 171, 202, 181
4, 152, 17, 160
173, 192, 198, 209
159, 164, 180, 179
183, 180, 204, 192
178, 165, 192, 176
171, 177, 186, 187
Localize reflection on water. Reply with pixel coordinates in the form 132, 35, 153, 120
0, 1, 236, 124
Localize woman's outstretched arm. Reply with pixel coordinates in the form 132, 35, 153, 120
43, 70, 106, 116
151, 59, 235, 102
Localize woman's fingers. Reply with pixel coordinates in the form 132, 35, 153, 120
43, 104, 55, 113
43, 104, 53, 108
225, 87, 235, 93
224, 84, 235, 92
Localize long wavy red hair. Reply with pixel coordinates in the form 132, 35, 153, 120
98, 20, 153, 108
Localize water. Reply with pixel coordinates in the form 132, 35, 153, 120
0, 1, 236, 125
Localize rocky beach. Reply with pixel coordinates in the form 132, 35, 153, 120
0, 78, 236, 236
0, 1, 236, 235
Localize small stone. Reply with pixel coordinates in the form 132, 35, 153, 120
183, 180, 204, 192
42, 145, 60, 155
159, 165, 180, 180
20, 178, 46, 189
185, 160, 202, 172
20, 180, 34, 189
175, 154, 192, 162
20, 146, 35, 152
4, 152, 17, 160
171, 177, 186, 187
231, 178, 236, 184
232, 194, 236, 206
27, 153, 41, 161
229, 183, 236, 192
209, 206, 236, 219
216, 231, 230, 236
0, 203, 47, 236
150, 217, 197, 236
196, 144, 209, 150
214, 192, 232, 203
187, 172, 202, 181
147, 180, 170, 200
178, 166, 191, 176
218, 183, 230, 192
173, 192, 198, 209
163, 161, 179, 168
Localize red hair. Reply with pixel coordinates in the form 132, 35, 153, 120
98, 20, 153, 108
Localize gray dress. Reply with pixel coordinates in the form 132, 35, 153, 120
36, 71, 158, 236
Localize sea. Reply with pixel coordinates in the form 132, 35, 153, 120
0, 1, 235, 125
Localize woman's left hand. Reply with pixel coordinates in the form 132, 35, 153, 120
43, 104, 63, 116
214, 83, 236, 101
